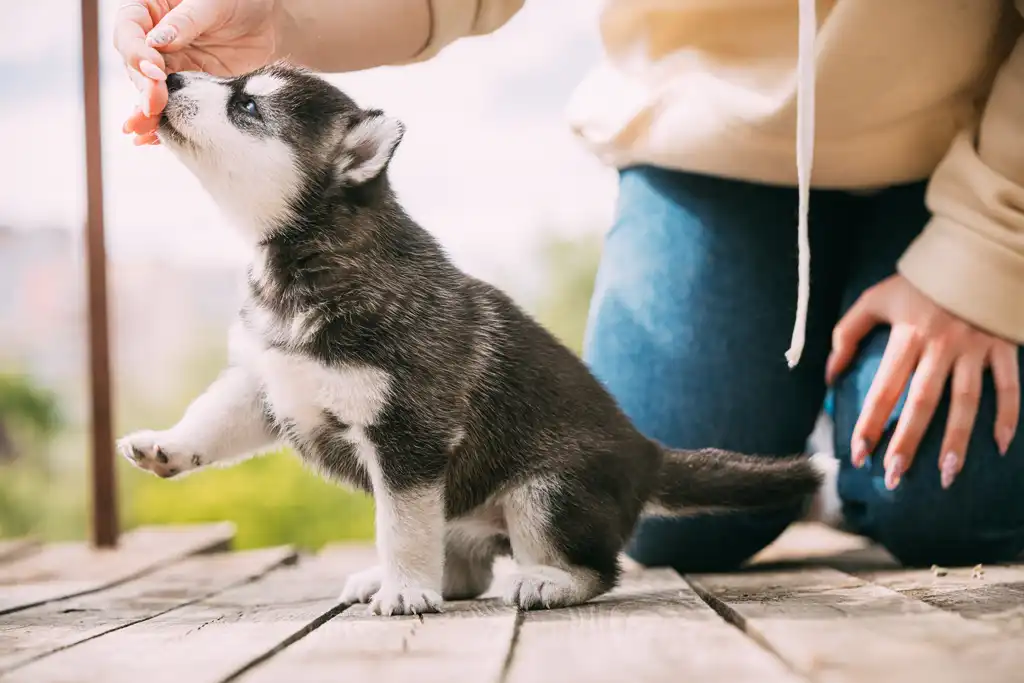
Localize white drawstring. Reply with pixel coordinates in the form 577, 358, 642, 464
786, 0, 818, 369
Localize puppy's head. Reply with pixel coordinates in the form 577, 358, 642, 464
158, 62, 404, 238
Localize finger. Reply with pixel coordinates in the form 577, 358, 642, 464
938, 353, 983, 489
125, 63, 150, 92
990, 344, 1021, 455
114, 3, 168, 78
146, 0, 224, 51
139, 60, 167, 81
883, 343, 955, 489
851, 327, 922, 470
827, 292, 884, 385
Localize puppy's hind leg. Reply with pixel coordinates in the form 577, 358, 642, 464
442, 523, 507, 601
499, 478, 619, 611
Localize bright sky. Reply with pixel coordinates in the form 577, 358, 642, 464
0, 0, 617, 288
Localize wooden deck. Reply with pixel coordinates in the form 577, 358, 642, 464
0, 523, 1020, 682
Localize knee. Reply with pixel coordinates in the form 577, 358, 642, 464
862, 473, 1024, 566
871, 428, 1024, 566
625, 506, 801, 573
832, 331, 1024, 566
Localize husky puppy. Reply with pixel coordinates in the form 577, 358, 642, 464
119, 63, 822, 616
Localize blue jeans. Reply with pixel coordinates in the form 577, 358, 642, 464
583, 166, 1024, 571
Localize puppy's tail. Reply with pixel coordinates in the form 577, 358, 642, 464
646, 445, 823, 516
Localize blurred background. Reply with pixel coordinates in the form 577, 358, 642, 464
0, 0, 616, 548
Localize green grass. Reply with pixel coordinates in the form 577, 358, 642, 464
123, 449, 375, 550
0, 446, 375, 549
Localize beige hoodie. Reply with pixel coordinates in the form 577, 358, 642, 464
355, 1, 1024, 366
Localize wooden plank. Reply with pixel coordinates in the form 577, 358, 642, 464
0, 544, 377, 683
749, 522, 872, 567
688, 566, 1024, 683
750, 523, 1024, 633
840, 556, 1024, 632
0, 523, 235, 615
776, 525, 1024, 630
0, 546, 295, 675
240, 587, 518, 683
0, 539, 38, 565
504, 567, 802, 683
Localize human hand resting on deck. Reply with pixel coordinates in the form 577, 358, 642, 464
826, 273, 1020, 492
113, 0, 279, 145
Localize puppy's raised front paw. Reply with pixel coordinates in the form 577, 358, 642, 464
117, 430, 202, 479
370, 580, 443, 617
338, 565, 383, 605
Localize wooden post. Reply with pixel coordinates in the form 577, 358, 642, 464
80, 0, 119, 548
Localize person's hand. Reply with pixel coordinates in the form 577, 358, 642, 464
114, 0, 279, 145
826, 274, 1020, 491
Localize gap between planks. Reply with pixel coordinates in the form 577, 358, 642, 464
1, 543, 804, 683
754, 522, 1024, 632
0, 523, 236, 616
828, 542, 1024, 632
0, 545, 296, 676
500, 566, 802, 683
236, 556, 801, 683
1, 544, 377, 683
688, 567, 1024, 683
19, 523, 1024, 683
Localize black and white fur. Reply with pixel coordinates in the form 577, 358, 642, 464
119, 63, 823, 616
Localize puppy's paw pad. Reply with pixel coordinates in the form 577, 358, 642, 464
370, 582, 443, 616
116, 431, 199, 479
338, 565, 383, 605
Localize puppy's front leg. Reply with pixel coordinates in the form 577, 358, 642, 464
340, 478, 445, 615
118, 366, 276, 478
368, 481, 446, 616
337, 416, 447, 616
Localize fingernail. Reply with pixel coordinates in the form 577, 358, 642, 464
139, 93, 151, 118
139, 59, 166, 81
997, 427, 1014, 456
852, 437, 872, 468
885, 454, 905, 490
940, 451, 959, 490
146, 26, 177, 47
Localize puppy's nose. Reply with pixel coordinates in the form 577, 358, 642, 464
166, 72, 185, 95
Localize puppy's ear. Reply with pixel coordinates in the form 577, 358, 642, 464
334, 110, 404, 185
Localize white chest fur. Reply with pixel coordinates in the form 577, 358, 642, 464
229, 319, 392, 435
261, 350, 391, 432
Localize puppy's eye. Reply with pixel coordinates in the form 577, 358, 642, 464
236, 96, 259, 117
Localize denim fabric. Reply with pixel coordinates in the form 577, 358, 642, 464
582, 166, 1024, 571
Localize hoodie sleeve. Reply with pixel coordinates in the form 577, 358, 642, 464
274, 1, 523, 73
897, 2, 1024, 343
404, 0, 526, 62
